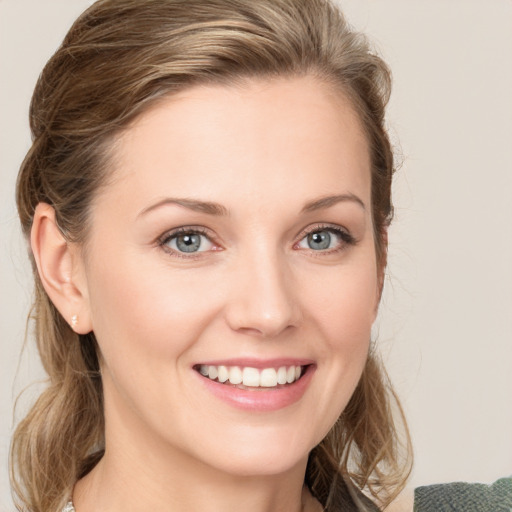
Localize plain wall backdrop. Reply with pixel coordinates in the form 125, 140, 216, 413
1, 0, 511, 509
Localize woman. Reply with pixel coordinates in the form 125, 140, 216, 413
10, 0, 412, 510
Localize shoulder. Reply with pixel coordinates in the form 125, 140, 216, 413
414, 477, 512, 511
384, 477, 512, 512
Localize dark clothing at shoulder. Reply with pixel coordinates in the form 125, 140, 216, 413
322, 476, 380, 511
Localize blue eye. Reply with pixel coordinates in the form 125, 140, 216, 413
306, 231, 332, 250
162, 230, 214, 253
297, 227, 353, 252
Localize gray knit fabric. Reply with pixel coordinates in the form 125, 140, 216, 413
414, 477, 512, 512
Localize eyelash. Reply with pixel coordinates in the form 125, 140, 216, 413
158, 227, 217, 259
157, 224, 356, 258
296, 223, 357, 252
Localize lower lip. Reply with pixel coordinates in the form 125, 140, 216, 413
195, 365, 315, 412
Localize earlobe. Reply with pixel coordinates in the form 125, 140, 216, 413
30, 203, 93, 334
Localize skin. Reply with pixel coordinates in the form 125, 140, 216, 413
32, 76, 381, 512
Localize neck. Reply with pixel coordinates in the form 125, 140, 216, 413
73, 408, 317, 512
74, 455, 312, 512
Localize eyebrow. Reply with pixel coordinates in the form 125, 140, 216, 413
301, 193, 366, 213
138, 197, 229, 218
138, 192, 365, 219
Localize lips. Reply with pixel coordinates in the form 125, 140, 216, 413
193, 359, 315, 411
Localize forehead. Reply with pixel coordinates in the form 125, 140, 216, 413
98, 76, 371, 215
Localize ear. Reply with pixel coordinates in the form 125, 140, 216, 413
30, 203, 93, 334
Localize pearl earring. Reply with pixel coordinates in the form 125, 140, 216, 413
71, 315, 78, 328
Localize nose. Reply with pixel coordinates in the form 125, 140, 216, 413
224, 248, 301, 338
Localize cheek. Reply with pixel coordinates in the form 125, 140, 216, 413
85, 250, 222, 372
305, 262, 379, 349
300, 260, 378, 432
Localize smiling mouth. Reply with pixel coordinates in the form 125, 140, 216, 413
194, 364, 307, 389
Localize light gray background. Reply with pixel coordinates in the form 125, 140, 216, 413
1, 0, 511, 509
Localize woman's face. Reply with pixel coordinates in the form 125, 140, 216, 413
81, 76, 380, 478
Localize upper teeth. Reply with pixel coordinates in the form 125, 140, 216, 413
198, 365, 303, 388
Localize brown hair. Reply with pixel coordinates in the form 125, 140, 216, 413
11, 0, 411, 510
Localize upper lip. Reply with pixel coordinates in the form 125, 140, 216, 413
193, 358, 315, 369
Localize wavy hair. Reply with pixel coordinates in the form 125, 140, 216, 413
11, 1, 412, 510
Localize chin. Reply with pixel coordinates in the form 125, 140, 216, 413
206, 449, 309, 478
184, 422, 322, 479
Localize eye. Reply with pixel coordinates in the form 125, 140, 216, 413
296, 226, 355, 252
160, 229, 215, 254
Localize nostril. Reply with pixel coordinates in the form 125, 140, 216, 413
234, 323, 296, 339
235, 326, 266, 336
